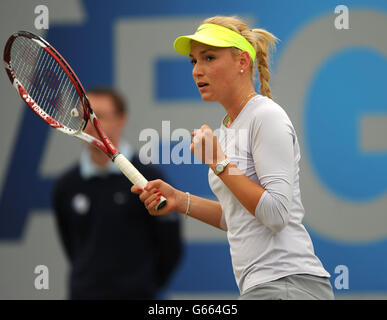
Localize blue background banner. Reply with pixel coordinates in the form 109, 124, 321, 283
0, 0, 386, 299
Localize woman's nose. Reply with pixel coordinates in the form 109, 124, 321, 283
192, 62, 204, 78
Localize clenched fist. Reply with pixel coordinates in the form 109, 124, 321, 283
190, 124, 226, 169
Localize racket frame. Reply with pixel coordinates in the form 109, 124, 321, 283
3, 31, 166, 210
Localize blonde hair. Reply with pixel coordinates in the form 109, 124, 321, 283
203, 16, 278, 99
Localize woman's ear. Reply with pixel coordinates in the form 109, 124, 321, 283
239, 51, 252, 72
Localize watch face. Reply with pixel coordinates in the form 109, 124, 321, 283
215, 164, 223, 174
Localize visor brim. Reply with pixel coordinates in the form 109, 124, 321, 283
174, 34, 232, 55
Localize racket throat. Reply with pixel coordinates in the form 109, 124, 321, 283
90, 114, 118, 156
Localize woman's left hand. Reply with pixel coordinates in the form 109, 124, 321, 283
190, 124, 226, 169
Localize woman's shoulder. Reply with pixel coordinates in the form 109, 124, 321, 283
249, 95, 290, 123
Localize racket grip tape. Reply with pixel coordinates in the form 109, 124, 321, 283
113, 153, 167, 211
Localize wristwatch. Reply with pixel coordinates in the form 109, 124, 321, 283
213, 158, 231, 176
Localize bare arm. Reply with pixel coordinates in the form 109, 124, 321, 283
210, 163, 265, 216
131, 180, 225, 231
179, 192, 224, 230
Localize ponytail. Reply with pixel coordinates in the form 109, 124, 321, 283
203, 16, 278, 99
251, 28, 277, 99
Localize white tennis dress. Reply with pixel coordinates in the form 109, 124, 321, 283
208, 95, 330, 294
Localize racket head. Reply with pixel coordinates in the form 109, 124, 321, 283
4, 31, 118, 157
3, 30, 90, 134
3, 31, 166, 209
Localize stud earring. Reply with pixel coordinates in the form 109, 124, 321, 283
240, 69, 244, 74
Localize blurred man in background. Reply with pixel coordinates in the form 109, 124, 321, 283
52, 87, 182, 299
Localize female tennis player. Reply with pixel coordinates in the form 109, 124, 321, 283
131, 16, 334, 300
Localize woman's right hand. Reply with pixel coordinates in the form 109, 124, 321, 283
131, 179, 184, 216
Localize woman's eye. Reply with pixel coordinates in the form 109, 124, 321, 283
206, 55, 215, 61
190, 59, 196, 65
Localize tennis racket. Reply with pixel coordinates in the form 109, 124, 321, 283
3, 31, 166, 211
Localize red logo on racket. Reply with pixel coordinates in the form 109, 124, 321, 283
17, 84, 62, 129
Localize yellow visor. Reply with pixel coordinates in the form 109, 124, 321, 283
174, 23, 256, 62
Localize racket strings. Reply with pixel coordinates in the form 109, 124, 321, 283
10, 36, 84, 131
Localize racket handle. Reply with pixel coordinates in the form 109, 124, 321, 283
113, 153, 167, 211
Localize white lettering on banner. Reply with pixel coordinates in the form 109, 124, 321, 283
272, 10, 387, 241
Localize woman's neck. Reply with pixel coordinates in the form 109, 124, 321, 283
222, 86, 257, 127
